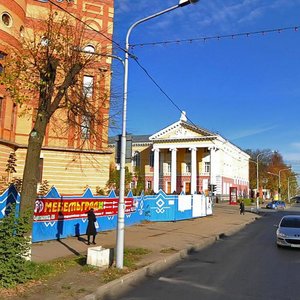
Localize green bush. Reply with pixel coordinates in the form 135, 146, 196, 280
238, 198, 253, 206
0, 204, 33, 288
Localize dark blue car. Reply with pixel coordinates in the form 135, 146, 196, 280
266, 200, 286, 210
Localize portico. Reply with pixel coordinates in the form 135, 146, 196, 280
150, 112, 218, 194
109, 111, 250, 199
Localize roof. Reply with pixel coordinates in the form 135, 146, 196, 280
108, 135, 151, 145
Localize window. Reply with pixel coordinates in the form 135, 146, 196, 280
40, 36, 49, 47
167, 163, 171, 173
83, 45, 95, 53
0, 51, 6, 74
1, 13, 12, 27
146, 181, 152, 190
83, 76, 94, 98
149, 151, 154, 167
132, 151, 140, 168
186, 163, 191, 173
19, 26, 25, 37
205, 162, 210, 173
130, 181, 136, 189
81, 114, 91, 139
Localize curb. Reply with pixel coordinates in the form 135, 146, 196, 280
81, 221, 253, 300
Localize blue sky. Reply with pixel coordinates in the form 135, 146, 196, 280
111, 0, 300, 174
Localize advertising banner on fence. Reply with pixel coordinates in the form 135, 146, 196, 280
33, 197, 136, 222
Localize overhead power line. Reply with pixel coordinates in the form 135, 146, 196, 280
47, 0, 127, 54
43, 1, 199, 130
130, 25, 299, 48
132, 57, 199, 128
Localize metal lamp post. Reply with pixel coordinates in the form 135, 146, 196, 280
256, 151, 273, 210
278, 168, 291, 199
116, 0, 200, 269
267, 168, 291, 200
288, 174, 299, 202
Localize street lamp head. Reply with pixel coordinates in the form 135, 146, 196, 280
178, 0, 200, 7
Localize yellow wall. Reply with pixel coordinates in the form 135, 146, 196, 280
15, 148, 111, 194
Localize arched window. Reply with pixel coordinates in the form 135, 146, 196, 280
19, 26, 25, 38
83, 45, 95, 53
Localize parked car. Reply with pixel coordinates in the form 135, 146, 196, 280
276, 215, 300, 248
266, 200, 286, 210
290, 196, 300, 204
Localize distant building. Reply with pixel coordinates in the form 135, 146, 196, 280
0, 0, 114, 193
109, 112, 250, 199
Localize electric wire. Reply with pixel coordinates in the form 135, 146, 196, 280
47, 0, 127, 54
130, 25, 299, 48
132, 57, 199, 128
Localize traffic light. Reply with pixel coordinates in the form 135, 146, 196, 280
208, 184, 211, 191
212, 184, 217, 192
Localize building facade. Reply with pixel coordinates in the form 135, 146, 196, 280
110, 112, 250, 199
0, 0, 114, 193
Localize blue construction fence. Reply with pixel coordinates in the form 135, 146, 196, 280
0, 185, 213, 242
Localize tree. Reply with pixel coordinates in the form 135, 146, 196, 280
266, 152, 294, 199
38, 180, 50, 196
1, 11, 112, 216
132, 167, 145, 196
246, 149, 297, 200
107, 164, 132, 194
5, 152, 17, 183
245, 149, 273, 190
0, 204, 32, 287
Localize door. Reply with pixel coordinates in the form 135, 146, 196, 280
167, 182, 171, 194
185, 182, 191, 194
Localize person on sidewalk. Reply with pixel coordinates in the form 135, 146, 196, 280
86, 208, 97, 245
239, 200, 245, 215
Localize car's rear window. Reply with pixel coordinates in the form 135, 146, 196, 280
281, 218, 300, 228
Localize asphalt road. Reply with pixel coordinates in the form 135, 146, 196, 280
117, 207, 300, 300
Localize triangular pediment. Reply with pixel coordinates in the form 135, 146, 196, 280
150, 120, 216, 142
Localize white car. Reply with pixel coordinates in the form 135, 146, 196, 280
276, 215, 300, 248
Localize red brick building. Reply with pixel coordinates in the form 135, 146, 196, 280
0, 0, 114, 193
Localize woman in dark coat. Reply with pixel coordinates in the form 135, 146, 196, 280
239, 200, 245, 215
86, 208, 97, 245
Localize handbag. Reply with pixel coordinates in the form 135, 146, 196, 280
94, 221, 99, 229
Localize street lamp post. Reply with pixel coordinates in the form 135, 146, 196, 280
278, 168, 290, 199
256, 151, 273, 210
288, 174, 300, 202
116, 0, 200, 269
267, 171, 279, 183
267, 168, 291, 200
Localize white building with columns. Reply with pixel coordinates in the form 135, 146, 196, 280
109, 112, 250, 199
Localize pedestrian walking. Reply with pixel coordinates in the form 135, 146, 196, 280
86, 208, 97, 245
239, 200, 245, 215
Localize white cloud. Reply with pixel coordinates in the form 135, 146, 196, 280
290, 142, 300, 150
229, 124, 277, 141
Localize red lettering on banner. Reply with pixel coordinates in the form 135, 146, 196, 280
33, 197, 136, 222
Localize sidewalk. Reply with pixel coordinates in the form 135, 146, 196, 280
29, 203, 259, 300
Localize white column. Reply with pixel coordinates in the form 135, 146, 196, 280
209, 146, 217, 185
153, 148, 160, 193
189, 147, 197, 194
170, 148, 177, 193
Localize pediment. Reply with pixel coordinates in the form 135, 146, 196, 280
150, 120, 216, 142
